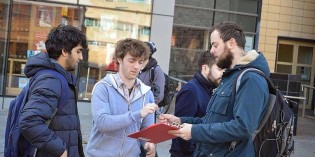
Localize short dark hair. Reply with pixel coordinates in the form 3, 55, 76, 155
209, 22, 246, 49
115, 38, 150, 64
197, 51, 216, 70
45, 25, 88, 60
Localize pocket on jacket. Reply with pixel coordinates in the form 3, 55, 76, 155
209, 88, 232, 115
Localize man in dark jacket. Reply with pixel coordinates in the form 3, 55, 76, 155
160, 22, 270, 156
139, 41, 165, 104
19, 25, 87, 157
170, 51, 224, 157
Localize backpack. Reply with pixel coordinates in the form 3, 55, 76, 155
4, 69, 68, 157
230, 68, 295, 157
149, 65, 175, 109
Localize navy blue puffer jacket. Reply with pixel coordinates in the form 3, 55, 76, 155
19, 52, 84, 157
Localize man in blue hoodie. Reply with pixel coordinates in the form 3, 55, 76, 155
160, 22, 270, 157
86, 38, 158, 157
170, 51, 224, 157
19, 25, 87, 157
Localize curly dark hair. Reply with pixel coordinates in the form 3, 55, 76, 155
209, 22, 246, 50
114, 38, 150, 64
197, 51, 216, 70
45, 25, 88, 60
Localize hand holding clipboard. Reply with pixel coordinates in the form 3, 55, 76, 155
128, 122, 180, 144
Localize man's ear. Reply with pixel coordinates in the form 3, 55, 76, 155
61, 49, 68, 57
201, 64, 209, 72
117, 58, 122, 64
227, 38, 237, 49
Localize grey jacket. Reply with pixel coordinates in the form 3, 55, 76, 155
138, 58, 165, 104
86, 73, 155, 157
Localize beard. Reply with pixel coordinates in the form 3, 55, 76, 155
217, 46, 233, 69
207, 73, 220, 87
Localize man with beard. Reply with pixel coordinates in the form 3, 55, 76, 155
170, 51, 224, 157
19, 25, 87, 157
159, 22, 270, 157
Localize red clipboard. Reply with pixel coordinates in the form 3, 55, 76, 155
128, 123, 178, 144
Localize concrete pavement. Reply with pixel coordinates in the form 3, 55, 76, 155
1, 100, 315, 156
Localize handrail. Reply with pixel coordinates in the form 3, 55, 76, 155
169, 76, 187, 84
301, 85, 315, 118
301, 84, 315, 91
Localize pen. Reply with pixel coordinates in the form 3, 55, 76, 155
156, 109, 163, 116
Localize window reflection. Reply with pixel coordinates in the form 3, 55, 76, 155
4, 1, 152, 99
78, 7, 151, 100
6, 1, 82, 96
80, 0, 152, 13
170, 27, 206, 81
216, 0, 258, 14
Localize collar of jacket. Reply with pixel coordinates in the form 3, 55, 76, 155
102, 73, 152, 101
222, 50, 260, 76
141, 58, 158, 71
194, 70, 215, 95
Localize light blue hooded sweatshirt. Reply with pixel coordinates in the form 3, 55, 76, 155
86, 73, 155, 157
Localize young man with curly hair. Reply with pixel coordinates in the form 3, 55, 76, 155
86, 38, 158, 157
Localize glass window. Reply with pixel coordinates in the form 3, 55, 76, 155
169, 27, 207, 81
6, 1, 81, 96
245, 35, 255, 52
175, 0, 215, 9
174, 7, 214, 27
77, 7, 152, 100
278, 44, 294, 62
0, 0, 10, 95
276, 64, 292, 74
296, 66, 312, 83
216, 0, 258, 14
45, 0, 77, 4
172, 27, 205, 50
298, 46, 313, 64
79, 0, 152, 13
214, 12, 257, 32
169, 48, 204, 81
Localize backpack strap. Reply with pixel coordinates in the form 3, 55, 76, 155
229, 68, 277, 151
149, 66, 156, 83
239, 69, 277, 140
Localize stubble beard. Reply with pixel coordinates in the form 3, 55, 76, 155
65, 56, 76, 71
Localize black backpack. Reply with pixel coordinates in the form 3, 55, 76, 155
230, 68, 295, 157
149, 65, 175, 109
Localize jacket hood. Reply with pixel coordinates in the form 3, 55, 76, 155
24, 52, 76, 84
141, 58, 158, 71
226, 50, 270, 76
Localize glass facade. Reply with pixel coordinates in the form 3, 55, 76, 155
1, 0, 152, 100
170, 0, 260, 81
0, 0, 10, 95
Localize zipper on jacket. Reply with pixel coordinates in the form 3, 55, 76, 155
120, 100, 131, 157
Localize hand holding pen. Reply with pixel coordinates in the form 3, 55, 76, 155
140, 103, 158, 118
